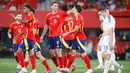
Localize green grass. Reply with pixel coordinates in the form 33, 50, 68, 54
0, 58, 130, 73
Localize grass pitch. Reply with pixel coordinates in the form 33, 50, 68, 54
0, 58, 130, 73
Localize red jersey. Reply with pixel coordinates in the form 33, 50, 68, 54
46, 12, 67, 37
34, 18, 40, 42
74, 14, 86, 40
9, 22, 25, 44
25, 12, 35, 41
62, 16, 75, 40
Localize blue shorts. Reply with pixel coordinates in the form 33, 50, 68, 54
34, 42, 41, 52
19, 38, 35, 51
61, 39, 73, 49
13, 44, 19, 52
72, 40, 87, 53
49, 36, 61, 49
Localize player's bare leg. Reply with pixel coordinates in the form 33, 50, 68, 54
29, 50, 36, 73
95, 46, 103, 70
81, 52, 93, 73
36, 51, 51, 73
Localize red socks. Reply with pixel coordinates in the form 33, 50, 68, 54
42, 60, 50, 70
17, 52, 24, 67
58, 57, 63, 68
14, 55, 19, 64
52, 56, 59, 67
67, 53, 71, 59
83, 55, 92, 69
30, 55, 36, 70
24, 61, 29, 68
67, 55, 75, 68
63, 55, 67, 68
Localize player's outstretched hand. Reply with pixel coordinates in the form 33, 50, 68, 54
8, 13, 15, 19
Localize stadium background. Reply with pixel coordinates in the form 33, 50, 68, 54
0, 0, 130, 73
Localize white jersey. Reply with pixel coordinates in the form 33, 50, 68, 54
101, 15, 115, 31
98, 15, 116, 54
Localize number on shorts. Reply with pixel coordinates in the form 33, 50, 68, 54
104, 45, 108, 52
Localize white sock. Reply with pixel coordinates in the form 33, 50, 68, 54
111, 58, 120, 68
111, 53, 116, 67
97, 51, 103, 66
103, 60, 111, 73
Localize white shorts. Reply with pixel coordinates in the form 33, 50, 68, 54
98, 35, 115, 54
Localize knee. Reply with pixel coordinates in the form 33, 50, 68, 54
29, 51, 34, 56
81, 52, 86, 57
71, 51, 76, 56
104, 55, 110, 61
17, 48, 22, 52
49, 50, 55, 57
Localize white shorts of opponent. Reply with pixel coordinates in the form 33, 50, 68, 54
98, 35, 115, 54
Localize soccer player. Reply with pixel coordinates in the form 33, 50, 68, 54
62, 5, 93, 73
40, 1, 74, 73
16, 4, 36, 73
22, 7, 51, 73
97, 8, 123, 73
61, 5, 76, 72
95, 9, 116, 71
7, 13, 24, 69
34, 18, 51, 73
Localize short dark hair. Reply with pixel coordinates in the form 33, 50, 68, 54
51, 1, 59, 5
98, 8, 106, 12
75, 5, 82, 13
62, 5, 68, 11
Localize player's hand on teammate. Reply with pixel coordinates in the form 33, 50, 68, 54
40, 37, 44, 43
62, 32, 69, 38
98, 34, 102, 38
13, 36, 17, 43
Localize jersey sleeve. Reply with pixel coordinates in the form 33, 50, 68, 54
9, 23, 14, 31
46, 14, 49, 26
75, 15, 81, 26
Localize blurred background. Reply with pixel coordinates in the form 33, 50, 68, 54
0, 0, 130, 61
